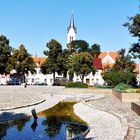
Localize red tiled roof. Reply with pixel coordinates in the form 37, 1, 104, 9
32, 57, 46, 65
109, 52, 118, 60
134, 64, 139, 73
93, 58, 102, 70
98, 52, 118, 61
98, 52, 107, 60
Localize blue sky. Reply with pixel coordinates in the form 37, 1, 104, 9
0, 0, 139, 64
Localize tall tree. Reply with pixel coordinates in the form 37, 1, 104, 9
90, 43, 101, 58
124, 14, 140, 58
61, 49, 70, 78
68, 40, 89, 53
41, 39, 63, 85
112, 49, 135, 72
11, 44, 36, 82
68, 52, 96, 83
0, 35, 12, 74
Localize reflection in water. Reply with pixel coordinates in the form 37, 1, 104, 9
42, 116, 62, 137
0, 117, 31, 139
14, 117, 31, 131
0, 115, 88, 140
0, 102, 88, 139
31, 119, 38, 132
0, 124, 7, 138
66, 123, 87, 139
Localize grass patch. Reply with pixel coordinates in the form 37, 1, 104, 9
38, 101, 86, 124
114, 83, 131, 91
95, 85, 113, 89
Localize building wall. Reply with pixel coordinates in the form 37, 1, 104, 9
0, 75, 10, 85
67, 28, 76, 44
73, 70, 104, 86
26, 68, 63, 85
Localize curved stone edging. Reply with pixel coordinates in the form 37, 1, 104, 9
0, 99, 46, 111
83, 101, 128, 140
74, 97, 128, 140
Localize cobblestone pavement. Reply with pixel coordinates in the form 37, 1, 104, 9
0, 86, 45, 110
0, 86, 140, 140
74, 102, 126, 140
0, 86, 65, 122
87, 93, 140, 140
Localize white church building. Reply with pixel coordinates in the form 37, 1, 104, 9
25, 14, 104, 86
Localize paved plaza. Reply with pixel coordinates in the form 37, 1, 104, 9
0, 86, 140, 140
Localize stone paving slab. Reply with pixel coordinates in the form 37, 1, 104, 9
74, 102, 127, 140
0, 86, 46, 111
0, 93, 65, 122
87, 93, 140, 140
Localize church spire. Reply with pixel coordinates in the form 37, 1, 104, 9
67, 13, 77, 33
70, 13, 74, 27
67, 13, 77, 44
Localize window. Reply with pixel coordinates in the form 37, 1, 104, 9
38, 70, 42, 74
32, 78, 34, 83
71, 36, 73, 41
70, 36, 73, 42
44, 79, 47, 83
104, 64, 111, 72
50, 79, 53, 83
96, 78, 99, 81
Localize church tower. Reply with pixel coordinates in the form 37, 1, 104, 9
67, 13, 77, 44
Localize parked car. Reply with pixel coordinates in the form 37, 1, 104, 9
55, 77, 69, 86
34, 81, 47, 86
7, 80, 20, 85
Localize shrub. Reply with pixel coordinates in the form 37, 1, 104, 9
115, 83, 131, 91
136, 88, 140, 93
103, 70, 137, 87
96, 85, 113, 89
65, 82, 88, 88
125, 88, 136, 93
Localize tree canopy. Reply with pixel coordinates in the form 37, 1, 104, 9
124, 14, 140, 58
41, 39, 63, 84
11, 44, 36, 82
112, 49, 135, 72
68, 52, 96, 83
90, 43, 101, 58
103, 49, 137, 87
68, 40, 89, 53
0, 35, 12, 74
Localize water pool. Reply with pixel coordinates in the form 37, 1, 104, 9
0, 102, 89, 140
0, 116, 88, 140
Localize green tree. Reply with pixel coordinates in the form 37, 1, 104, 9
41, 39, 63, 85
112, 49, 135, 72
90, 43, 101, 58
103, 49, 137, 86
68, 52, 96, 83
124, 14, 140, 58
11, 44, 36, 82
61, 49, 70, 78
68, 40, 89, 53
0, 35, 12, 74
103, 70, 137, 87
